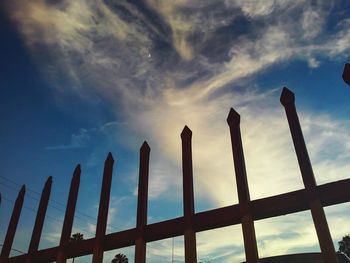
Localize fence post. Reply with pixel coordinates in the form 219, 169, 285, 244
342, 63, 350, 86
92, 153, 114, 263
26, 176, 52, 263
135, 142, 150, 263
0, 185, 25, 263
280, 87, 337, 263
227, 109, 259, 263
56, 165, 81, 263
181, 126, 197, 263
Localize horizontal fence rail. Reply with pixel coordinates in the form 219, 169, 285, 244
1, 87, 349, 263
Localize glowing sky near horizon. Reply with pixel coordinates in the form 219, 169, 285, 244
1, 1, 350, 262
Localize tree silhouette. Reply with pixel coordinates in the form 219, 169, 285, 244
69, 232, 84, 263
70, 232, 84, 242
111, 253, 128, 263
339, 234, 350, 257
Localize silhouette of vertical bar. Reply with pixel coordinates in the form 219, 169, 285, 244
280, 87, 337, 263
135, 142, 150, 263
181, 126, 197, 263
0, 185, 25, 262
56, 165, 81, 263
27, 177, 52, 262
227, 108, 259, 263
92, 153, 114, 263
342, 63, 350, 86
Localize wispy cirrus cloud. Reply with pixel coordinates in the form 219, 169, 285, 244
6, 0, 350, 105
4, 0, 350, 261
45, 128, 90, 150
45, 121, 129, 150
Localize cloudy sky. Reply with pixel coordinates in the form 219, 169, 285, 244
1, 0, 350, 262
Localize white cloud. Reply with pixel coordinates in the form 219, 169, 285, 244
255, 211, 320, 257
225, 0, 285, 17
307, 57, 321, 68
42, 216, 63, 245
302, 8, 324, 40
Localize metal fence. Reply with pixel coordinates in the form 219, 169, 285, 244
1, 87, 349, 263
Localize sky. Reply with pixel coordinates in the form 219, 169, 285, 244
0, 0, 350, 262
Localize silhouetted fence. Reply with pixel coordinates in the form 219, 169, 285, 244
1, 88, 350, 263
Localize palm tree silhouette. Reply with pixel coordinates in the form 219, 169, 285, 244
69, 232, 84, 263
111, 253, 128, 263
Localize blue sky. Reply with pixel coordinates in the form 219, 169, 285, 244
0, 0, 350, 262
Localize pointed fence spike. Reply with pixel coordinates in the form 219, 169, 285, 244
28, 176, 53, 256
56, 166, 81, 263
140, 141, 150, 153
181, 124, 197, 262
71, 165, 81, 183
43, 177, 52, 191
135, 140, 150, 263
44, 176, 53, 189
1, 185, 26, 260
181, 125, 192, 139
105, 152, 114, 163
343, 63, 350, 85
137, 141, 150, 228
74, 164, 81, 174
227, 108, 259, 262
227, 108, 240, 126
281, 88, 338, 262
92, 152, 115, 263
19, 185, 26, 196
18, 185, 25, 198
280, 87, 295, 106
